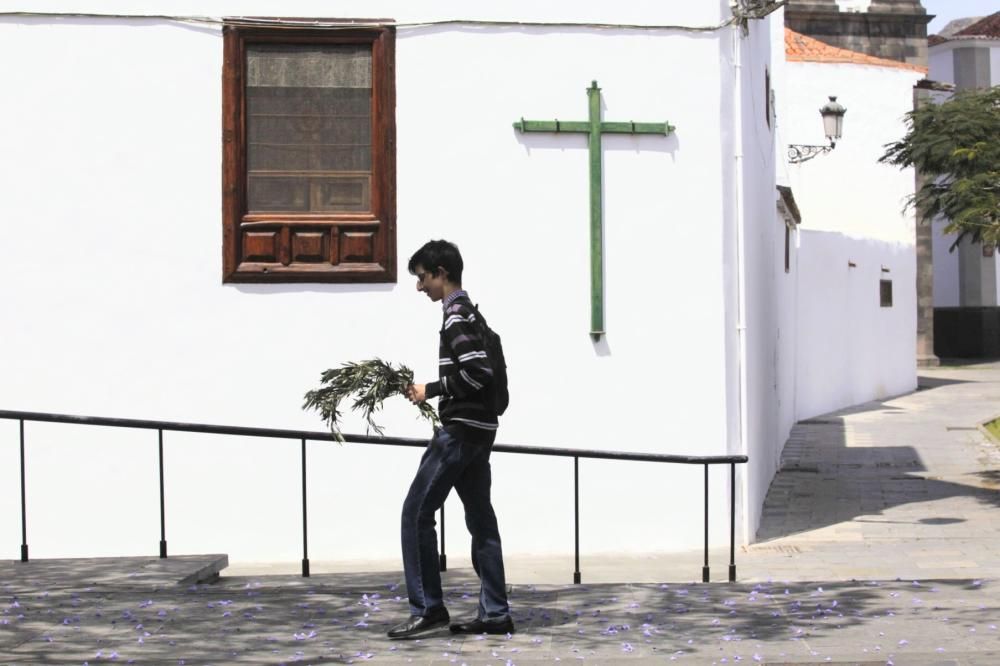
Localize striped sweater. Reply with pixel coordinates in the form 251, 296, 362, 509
425, 291, 498, 444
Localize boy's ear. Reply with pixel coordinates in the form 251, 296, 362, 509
437, 265, 449, 280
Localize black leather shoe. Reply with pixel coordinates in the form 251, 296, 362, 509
449, 616, 515, 635
387, 607, 450, 639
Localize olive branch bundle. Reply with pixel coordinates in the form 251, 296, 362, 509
302, 358, 439, 442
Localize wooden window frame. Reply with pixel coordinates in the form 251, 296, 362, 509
222, 23, 396, 283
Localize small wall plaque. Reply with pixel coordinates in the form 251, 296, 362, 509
880, 280, 893, 308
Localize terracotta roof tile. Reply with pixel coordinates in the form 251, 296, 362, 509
785, 28, 927, 73
954, 11, 1000, 38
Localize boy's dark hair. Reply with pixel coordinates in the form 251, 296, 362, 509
408, 239, 464, 284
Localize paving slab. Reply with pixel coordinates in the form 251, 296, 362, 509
4, 563, 1000, 664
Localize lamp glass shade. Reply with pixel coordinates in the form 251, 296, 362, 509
820, 96, 846, 141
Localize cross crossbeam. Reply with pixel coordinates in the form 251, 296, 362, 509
514, 81, 674, 340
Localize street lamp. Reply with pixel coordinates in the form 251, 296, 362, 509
788, 96, 847, 164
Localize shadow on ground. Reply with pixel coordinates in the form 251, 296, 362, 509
756, 372, 1000, 542
3, 560, 998, 663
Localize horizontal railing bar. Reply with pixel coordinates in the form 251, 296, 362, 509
0, 409, 748, 465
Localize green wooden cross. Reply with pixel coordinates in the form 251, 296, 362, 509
514, 81, 675, 341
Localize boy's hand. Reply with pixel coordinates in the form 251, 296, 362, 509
405, 384, 427, 404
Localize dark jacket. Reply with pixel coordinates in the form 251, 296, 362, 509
425, 294, 498, 444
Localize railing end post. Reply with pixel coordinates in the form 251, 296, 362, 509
302, 558, 311, 578
728, 564, 736, 583
439, 554, 447, 572
159, 541, 167, 558
20, 545, 28, 562
702, 566, 710, 583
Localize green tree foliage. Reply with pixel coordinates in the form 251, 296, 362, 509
880, 86, 1000, 246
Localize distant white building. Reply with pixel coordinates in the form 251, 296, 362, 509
0, 1, 921, 572
927, 13, 1000, 358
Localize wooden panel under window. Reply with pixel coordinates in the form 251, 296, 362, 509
291, 230, 327, 263
222, 24, 396, 283
340, 230, 375, 263
243, 230, 279, 263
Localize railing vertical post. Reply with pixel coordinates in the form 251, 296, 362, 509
301, 438, 310, 577
702, 463, 709, 583
439, 505, 447, 571
19, 419, 28, 562
573, 456, 581, 584
729, 462, 736, 582
158, 429, 167, 558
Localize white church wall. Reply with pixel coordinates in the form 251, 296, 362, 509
725, 12, 787, 545
0, 3, 751, 567
770, 13, 800, 534
781, 60, 919, 421
719, 19, 744, 564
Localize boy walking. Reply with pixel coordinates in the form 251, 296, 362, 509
387, 239, 514, 639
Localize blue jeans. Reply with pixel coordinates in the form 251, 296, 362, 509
401, 427, 510, 619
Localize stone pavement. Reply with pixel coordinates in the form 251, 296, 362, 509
2, 361, 1000, 664
746, 360, 1000, 583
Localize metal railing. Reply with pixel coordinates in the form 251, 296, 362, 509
1, 409, 749, 583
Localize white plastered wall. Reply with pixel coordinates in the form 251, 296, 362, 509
723, 11, 786, 546
781, 61, 920, 420
0, 2, 753, 567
